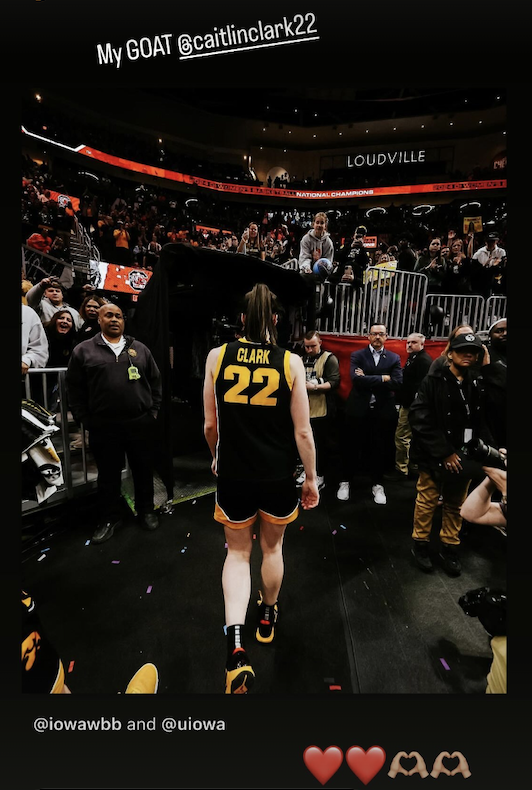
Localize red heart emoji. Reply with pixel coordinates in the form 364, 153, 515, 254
303, 746, 343, 786
346, 745, 386, 785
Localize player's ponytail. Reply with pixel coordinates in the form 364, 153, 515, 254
242, 283, 279, 345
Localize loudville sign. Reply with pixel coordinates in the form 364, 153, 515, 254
347, 150, 426, 167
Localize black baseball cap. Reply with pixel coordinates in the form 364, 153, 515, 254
487, 231, 499, 240
449, 333, 483, 352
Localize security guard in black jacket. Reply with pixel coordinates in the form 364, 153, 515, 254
66, 303, 162, 543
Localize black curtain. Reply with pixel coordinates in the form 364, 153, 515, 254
130, 243, 311, 500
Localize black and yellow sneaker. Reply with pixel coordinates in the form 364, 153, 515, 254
255, 591, 279, 644
225, 647, 255, 694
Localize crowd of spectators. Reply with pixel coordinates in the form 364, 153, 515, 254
22, 154, 507, 301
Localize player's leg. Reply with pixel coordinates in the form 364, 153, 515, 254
222, 523, 255, 694
255, 477, 299, 644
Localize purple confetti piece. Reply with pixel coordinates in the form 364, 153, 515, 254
146, 585, 152, 594
332, 530, 338, 535
440, 658, 451, 671
224, 542, 228, 548
111, 560, 120, 564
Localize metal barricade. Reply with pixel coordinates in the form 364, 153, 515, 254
22, 368, 96, 513
423, 294, 486, 339
483, 296, 507, 329
315, 268, 428, 338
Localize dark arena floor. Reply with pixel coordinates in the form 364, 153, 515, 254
22, 447, 506, 696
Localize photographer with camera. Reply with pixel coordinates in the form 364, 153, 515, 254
460, 449, 507, 531
329, 225, 369, 288
414, 236, 446, 292
409, 332, 494, 576
459, 451, 507, 693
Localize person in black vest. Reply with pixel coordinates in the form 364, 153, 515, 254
203, 283, 319, 694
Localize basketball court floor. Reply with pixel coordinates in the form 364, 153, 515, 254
22, 447, 506, 696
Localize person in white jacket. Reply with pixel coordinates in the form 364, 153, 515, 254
298, 212, 335, 274
22, 303, 49, 376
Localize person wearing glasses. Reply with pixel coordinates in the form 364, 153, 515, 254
336, 323, 402, 505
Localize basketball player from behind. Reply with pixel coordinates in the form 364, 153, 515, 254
203, 283, 319, 693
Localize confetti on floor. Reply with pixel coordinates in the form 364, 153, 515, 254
440, 658, 451, 671
38, 554, 46, 562
146, 585, 152, 594
329, 684, 342, 691
299, 525, 304, 531
332, 530, 337, 535
68, 661, 75, 673
85, 540, 90, 546
112, 560, 120, 565
224, 542, 228, 548
41, 547, 50, 552
340, 524, 346, 530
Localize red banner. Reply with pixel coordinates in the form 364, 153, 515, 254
97, 262, 153, 295
78, 145, 506, 201
48, 190, 80, 212
319, 334, 446, 400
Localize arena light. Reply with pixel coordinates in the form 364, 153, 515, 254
412, 204, 435, 216
459, 201, 481, 210
365, 207, 387, 218
185, 198, 199, 207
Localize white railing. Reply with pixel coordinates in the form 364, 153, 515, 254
313, 268, 506, 339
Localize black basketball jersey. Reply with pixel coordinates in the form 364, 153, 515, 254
213, 338, 297, 480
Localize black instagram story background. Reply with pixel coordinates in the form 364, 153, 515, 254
8, 1, 528, 787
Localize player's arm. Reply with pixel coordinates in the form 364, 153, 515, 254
289, 354, 319, 509
203, 347, 221, 475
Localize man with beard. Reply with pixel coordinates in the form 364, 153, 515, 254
409, 332, 491, 576
478, 318, 507, 448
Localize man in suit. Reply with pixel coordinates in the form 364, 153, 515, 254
388, 332, 433, 480
336, 323, 402, 504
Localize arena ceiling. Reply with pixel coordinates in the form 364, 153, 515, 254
140, 86, 506, 129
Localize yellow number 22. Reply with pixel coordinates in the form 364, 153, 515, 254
224, 365, 280, 406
